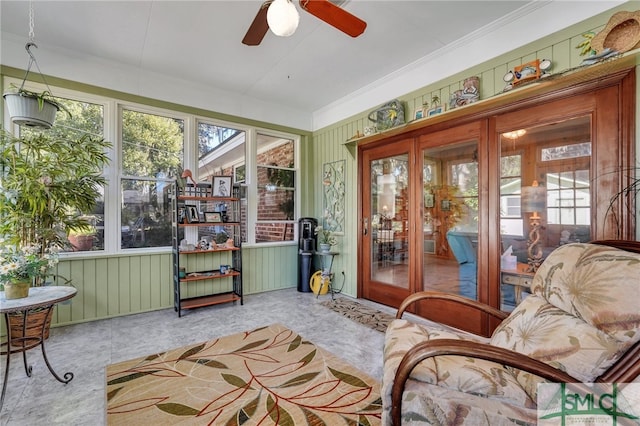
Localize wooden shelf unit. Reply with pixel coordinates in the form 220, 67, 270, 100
171, 182, 243, 316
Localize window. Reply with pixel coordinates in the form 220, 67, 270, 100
256, 134, 296, 243
546, 170, 590, 226
18, 93, 107, 252
197, 121, 247, 243
4, 77, 300, 253
120, 108, 183, 249
500, 154, 524, 235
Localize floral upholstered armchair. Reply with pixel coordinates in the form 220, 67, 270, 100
382, 241, 640, 425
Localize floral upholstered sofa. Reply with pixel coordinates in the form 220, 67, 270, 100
382, 241, 640, 425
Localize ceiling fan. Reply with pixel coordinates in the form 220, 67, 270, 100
242, 0, 366, 46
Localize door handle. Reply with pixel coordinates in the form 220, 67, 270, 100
363, 217, 368, 236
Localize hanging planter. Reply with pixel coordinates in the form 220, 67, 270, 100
3, 91, 60, 129
3, 3, 71, 129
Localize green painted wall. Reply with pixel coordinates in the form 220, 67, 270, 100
49, 245, 298, 326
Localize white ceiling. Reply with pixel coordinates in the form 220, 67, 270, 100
0, 1, 626, 131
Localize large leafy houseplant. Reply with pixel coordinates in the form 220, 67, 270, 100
0, 130, 110, 285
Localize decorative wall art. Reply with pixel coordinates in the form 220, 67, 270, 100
322, 160, 345, 234
427, 105, 444, 117
367, 99, 405, 131
212, 176, 232, 197
449, 76, 480, 109
503, 59, 552, 91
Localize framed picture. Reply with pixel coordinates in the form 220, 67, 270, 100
185, 205, 200, 223
513, 59, 541, 86
414, 108, 425, 120
441, 199, 451, 211
427, 105, 444, 117
212, 175, 232, 197
424, 193, 434, 208
234, 164, 245, 184
204, 211, 223, 223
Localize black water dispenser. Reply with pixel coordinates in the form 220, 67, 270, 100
298, 217, 318, 292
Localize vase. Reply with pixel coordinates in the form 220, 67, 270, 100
319, 243, 331, 252
3, 278, 31, 299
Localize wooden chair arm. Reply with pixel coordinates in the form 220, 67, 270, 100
390, 339, 584, 425
396, 291, 508, 322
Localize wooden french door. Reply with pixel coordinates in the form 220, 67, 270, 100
359, 140, 415, 307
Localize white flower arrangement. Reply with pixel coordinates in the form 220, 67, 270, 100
0, 240, 59, 284
314, 226, 337, 246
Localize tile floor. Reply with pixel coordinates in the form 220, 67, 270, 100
1, 289, 400, 425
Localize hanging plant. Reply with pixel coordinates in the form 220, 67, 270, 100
4, 86, 72, 129
3, 3, 71, 128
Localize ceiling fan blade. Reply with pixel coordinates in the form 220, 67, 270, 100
242, 1, 271, 46
300, 0, 366, 38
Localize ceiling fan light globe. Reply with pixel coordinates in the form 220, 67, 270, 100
267, 0, 299, 37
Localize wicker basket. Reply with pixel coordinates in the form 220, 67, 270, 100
591, 10, 640, 54
8, 308, 54, 347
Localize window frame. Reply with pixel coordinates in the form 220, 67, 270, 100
3, 77, 301, 255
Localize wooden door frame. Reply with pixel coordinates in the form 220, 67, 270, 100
357, 67, 635, 336
358, 140, 416, 307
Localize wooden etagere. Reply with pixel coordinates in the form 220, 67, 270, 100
171, 181, 243, 317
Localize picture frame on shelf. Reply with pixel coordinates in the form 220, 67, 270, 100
424, 193, 434, 208
186, 205, 200, 223
513, 59, 541, 86
212, 175, 232, 197
204, 211, 223, 223
427, 105, 444, 117
414, 108, 426, 120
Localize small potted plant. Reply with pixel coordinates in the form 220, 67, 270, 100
0, 241, 59, 299
315, 225, 337, 252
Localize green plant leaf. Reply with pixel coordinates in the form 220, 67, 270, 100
234, 339, 269, 352
266, 394, 294, 425
302, 407, 326, 425
299, 349, 316, 366
287, 334, 302, 352
178, 343, 205, 360
193, 358, 228, 369
277, 372, 320, 388
107, 370, 160, 385
328, 367, 369, 388
106, 387, 123, 402
222, 373, 252, 389
156, 403, 200, 416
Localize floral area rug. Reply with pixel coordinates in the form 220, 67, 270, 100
106, 323, 381, 425
320, 298, 395, 333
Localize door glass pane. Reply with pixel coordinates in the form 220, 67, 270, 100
422, 141, 479, 300
370, 155, 409, 287
499, 116, 591, 311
